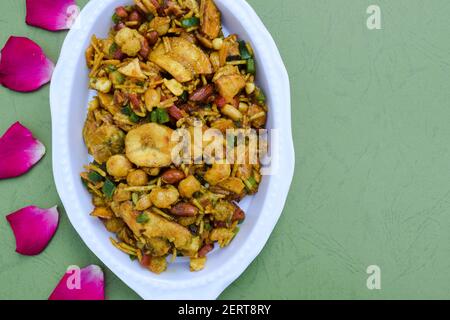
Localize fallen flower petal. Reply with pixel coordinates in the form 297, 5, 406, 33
0, 122, 45, 179
0, 37, 54, 92
49, 265, 105, 300
26, 0, 78, 31
6, 206, 59, 256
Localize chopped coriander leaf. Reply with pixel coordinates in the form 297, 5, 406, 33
112, 13, 120, 24
204, 222, 212, 231
107, 65, 117, 72
146, 13, 155, 22
109, 42, 119, 56
155, 108, 170, 124
129, 112, 141, 123
180, 91, 189, 103
121, 105, 132, 116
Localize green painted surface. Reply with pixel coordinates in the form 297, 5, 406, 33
1, 0, 450, 299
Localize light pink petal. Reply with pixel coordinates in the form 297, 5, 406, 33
0, 36, 54, 92
6, 206, 59, 256
49, 265, 105, 300
26, 0, 78, 31
0, 122, 45, 179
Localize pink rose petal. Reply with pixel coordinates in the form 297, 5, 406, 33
0, 122, 45, 179
26, 0, 78, 31
0, 36, 54, 92
6, 206, 59, 256
49, 265, 105, 300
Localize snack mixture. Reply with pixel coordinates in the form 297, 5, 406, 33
81, 0, 268, 273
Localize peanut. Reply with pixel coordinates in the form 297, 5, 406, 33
198, 243, 214, 257
161, 169, 186, 184
189, 84, 215, 102
115, 6, 128, 19
232, 205, 245, 222
146, 31, 159, 46
170, 203, 199, 217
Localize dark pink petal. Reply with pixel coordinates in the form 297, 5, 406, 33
0, 122, 45, 179
0, 36, 54, 92
26, 0, 78, 31
49, 265, 105, 300
6, 206, 59, 256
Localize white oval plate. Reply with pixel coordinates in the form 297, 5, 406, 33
50, 0, 294, 300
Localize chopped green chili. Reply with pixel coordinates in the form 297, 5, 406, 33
136, 213, 149, 224
102, 179, 116, 199
122, 105, 141, 123
181, 17, 200, 28
121, 105, 132, 116
132, 193, 139, 205
243, 176, 257, 191
239, 40, 252, 60
81, 177, 89, 188
88, 171, 103, 183
255, 88, 266, 103
246, 58, 256, 75
150, 110, 158, 123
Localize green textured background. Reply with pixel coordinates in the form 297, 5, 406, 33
1, 0, 450, 300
